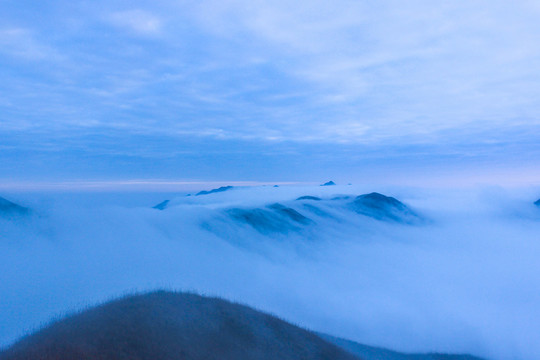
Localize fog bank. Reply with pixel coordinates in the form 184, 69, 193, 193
1, 185, 540, 360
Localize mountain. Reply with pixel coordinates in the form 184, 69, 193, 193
320, 334, 485, 360
216, 192, 421, 234
0, 291, 357, 360
0, 196, 29, 218
321, 181, 336, 186
0, 291, 487, 360
152, 186, 235, 209
152, 189, 423, 237
350, 192, 421, 224
153, 200, 170, 210
196, 186, 234, 196
535, 199, 540, 207
296, 195, 322, 201
226, 203, 314, 234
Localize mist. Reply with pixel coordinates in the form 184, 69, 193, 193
1, 184, 540, 360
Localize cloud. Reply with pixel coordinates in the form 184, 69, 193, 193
0, 28, 62, 61
188, 0, 540, 139
1, 185, 540, 359
106, 9, 163, 35
1, 0, 540, 182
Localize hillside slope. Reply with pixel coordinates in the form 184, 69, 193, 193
0, 291, 358, 360
321, 333, 485, 360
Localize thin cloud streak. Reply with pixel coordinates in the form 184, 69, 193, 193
106, 9, 163, 35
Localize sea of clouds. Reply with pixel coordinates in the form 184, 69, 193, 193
1, 184, 540, 360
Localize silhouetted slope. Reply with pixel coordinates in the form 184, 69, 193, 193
226, 203, 314, 234
155, 190, 423, 237
0, 197, 29, 218
196, 186, 234, 196
153, 200, 170, 210
351, 192, 420, 224
321, 181, 336, 186
535, 198, 540, 207
320, 334, 486, 360
197, 192, 426, 239
296, 195, 322, 201
222, 192, 421, 234
152, 186, 235, 209
0, 291, 359, 360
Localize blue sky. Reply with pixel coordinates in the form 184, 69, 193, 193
1, 0, 540, 188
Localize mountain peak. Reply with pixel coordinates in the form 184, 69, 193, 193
196, 186, 234, 196
0, 196, 29, 217
153, 200, 170, 210
352, 192, 420, 224
320, 181, 336, 186
1, 291, 357, 360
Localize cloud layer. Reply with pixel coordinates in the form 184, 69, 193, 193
1, 185, 540, 359
1, 1, 540, 182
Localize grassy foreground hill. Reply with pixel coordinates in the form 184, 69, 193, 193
0, 291, 486, 360
0, 291, 357, 360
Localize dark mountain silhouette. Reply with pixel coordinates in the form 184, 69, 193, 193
196, 186, 234, 196
351, 193, 421, 224
296, 196, 322, 201
320, 334, 485, 360
0, 291, 358, 360
226, 203, 314, 234
0, 196, 29, 218
203, 192, 423, 237
0, 291, 487, 360
535, 198, 540, 207
321, 181, 336, 186
152, 186, 235, 209
155, 190, 423, 236
268, 203, 313, 224
153, 200, 170, 210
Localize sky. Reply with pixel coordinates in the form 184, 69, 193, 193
1, 0, 540, 188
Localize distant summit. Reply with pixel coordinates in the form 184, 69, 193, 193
320, 181, 336, 186
196, 186, 234, 196
0, 196, 29, 218
535, 198, 540, 207
202, 191, 423, 238
153, 200, 170, 210
225, 203, 314, 235
153, 187, 236, 210
296, 196, 321, 201
1, 291, 357, 360
351, 192, 421, 224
